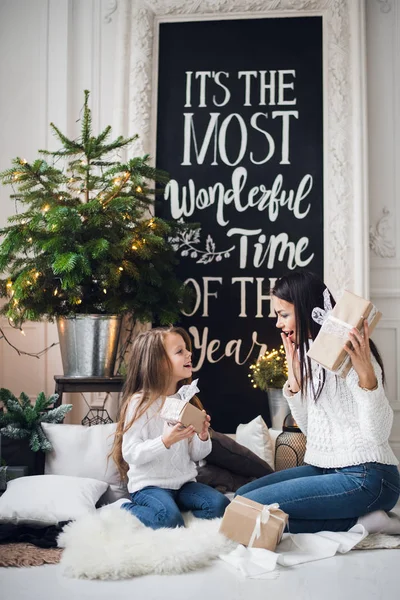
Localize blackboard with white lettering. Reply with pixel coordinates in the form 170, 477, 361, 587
155, 16, 323, 432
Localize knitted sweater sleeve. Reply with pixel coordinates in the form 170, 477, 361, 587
345, 354, 393, 445
282, 381, 308, 435
122, 399, 169, 467
188, 434, 212, 463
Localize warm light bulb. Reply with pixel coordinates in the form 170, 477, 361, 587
136, 186, 142, 193
103, 288, 107, 294
42, 205, 50, 212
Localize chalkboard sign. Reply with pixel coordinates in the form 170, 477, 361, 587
155, 16, 323, 432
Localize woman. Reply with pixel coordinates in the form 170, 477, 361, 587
236, 271, 400, 534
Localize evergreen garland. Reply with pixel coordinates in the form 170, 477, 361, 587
0, 388, 72, 452
0, 90, 193, 328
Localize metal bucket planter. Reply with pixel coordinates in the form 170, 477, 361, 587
267, 387, 290, 430
57, 315, 122, 377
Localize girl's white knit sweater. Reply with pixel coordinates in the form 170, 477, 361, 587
283, 355, 398, 468
122, 394, 212, 494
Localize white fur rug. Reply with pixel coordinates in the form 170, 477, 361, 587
58, 508, 237, 580
58, 507, 400, 580
354, 533, 400, 550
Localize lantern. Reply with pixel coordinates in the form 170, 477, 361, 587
274, 414, 307, 471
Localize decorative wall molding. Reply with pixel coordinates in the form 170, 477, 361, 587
103, 0, 118, 23
375, 0, 392, 13
376, 319, 400, 412
371, 288, 400, 298
370, 207, 396, 258
113, 0, 369, 298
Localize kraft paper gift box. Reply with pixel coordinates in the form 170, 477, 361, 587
160, 379, 206, 434
219, 495, 288, 551
307, 290, 382, 378
160, 397, 206, 434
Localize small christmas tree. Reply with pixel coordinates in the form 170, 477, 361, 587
0, 388, 72, 452
0, 90, 192, 328
249, 345, 288, 390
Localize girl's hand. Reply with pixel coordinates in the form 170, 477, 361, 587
162, 423, 195, 449
280, 332, 301, 393
344, 319, 377, 390
198, 412, 211, 441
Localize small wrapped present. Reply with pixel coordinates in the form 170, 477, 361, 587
307, 289, 382, 377
219, 495, 288, 551
160, 379, 206, 434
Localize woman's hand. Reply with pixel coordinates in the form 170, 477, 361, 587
198, 412, 211, 441
162, 423, 195, 449
344, 319, 377, 390
281, 332, 301, 393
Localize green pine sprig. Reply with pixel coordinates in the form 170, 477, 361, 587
0, 388, 72, 452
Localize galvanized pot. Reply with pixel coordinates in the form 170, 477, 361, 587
57, 315, 122, 377
267, 387, 290, 430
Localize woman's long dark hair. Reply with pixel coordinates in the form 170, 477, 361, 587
272, 271, 385, 400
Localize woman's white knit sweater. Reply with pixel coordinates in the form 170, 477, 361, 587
283, 355, 398, 468
122, 394, 212, 494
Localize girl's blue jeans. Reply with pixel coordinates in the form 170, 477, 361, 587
122, 481, 230, 530
235, 463, 400, 533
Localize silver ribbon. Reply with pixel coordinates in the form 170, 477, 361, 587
176, 378, 199, 402
160, 379, 200, 423
311, 288, 333, 326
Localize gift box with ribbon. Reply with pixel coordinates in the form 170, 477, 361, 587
219, 495, 288, 551
306, 290, 382, 378
160, 379, 206, 434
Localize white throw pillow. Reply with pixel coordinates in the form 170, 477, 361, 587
0, 475, 108, 525
42, 422, 129, 504
235, 415, 275, 469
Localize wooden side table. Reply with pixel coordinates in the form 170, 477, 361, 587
53, 375, 125, 407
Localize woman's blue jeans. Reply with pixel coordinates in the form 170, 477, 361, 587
235, 463, 400, 533
122, 482, 230, 530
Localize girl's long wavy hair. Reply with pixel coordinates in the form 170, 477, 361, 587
110, 326, 203, 482
272, 271, 385, 400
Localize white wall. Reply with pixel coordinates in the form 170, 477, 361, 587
367, 0, 400, 458
0, 0, 119, 423
0, 0, 399, 455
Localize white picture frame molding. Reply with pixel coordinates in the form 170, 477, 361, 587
112, 0, 369, 299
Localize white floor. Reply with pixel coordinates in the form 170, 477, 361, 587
2, 501, 400, 600
0, 545, 399, 600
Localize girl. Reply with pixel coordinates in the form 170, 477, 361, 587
111, 326, 230, 530
236, 271, 400, 534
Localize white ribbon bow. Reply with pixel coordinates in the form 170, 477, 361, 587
234, 500, 284, 548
